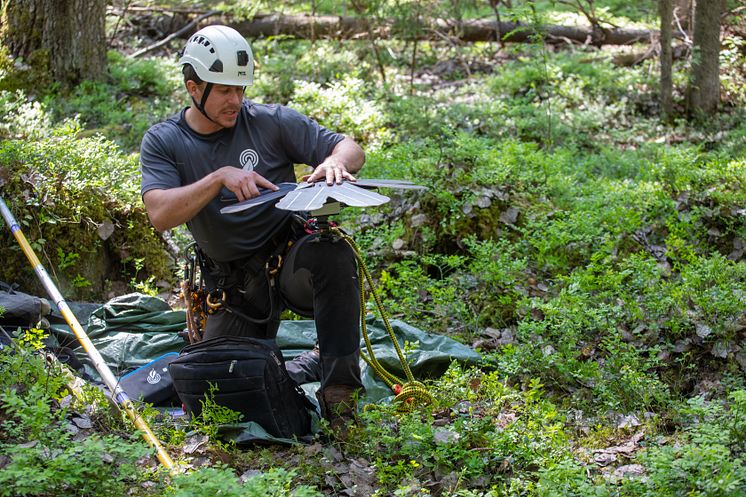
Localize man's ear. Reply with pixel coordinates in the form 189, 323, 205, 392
185, 80, 201, 97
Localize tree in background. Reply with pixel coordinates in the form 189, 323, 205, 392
659, 0, 674, 120
687, 0, 722, 116
0, 0, 106, 88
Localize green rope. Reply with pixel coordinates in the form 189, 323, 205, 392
332, 227, 433, 410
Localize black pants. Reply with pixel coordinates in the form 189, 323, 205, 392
202, 232, 362, 391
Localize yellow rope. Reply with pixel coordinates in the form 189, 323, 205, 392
331, 227, 433, 410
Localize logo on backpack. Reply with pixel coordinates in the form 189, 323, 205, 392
147, 369, 162, 384
240, 148, 259, 171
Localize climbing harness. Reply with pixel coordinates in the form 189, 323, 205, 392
182, 234, 295, 337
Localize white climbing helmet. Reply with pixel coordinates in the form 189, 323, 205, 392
179, 25, 253, 86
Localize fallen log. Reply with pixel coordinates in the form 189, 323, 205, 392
117, 9, 666, 48
232, 14, 658, 46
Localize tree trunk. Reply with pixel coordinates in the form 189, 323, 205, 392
660, 0, 674, 119
687, 0, 721, 116
1, 0, 106, 87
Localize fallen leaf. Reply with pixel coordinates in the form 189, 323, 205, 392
183, 434, 209, 454
711, 340, 732, 359
97, 220, 115, 241
695, 322, 712, 339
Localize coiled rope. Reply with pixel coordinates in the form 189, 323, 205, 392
331, 226, 433, 410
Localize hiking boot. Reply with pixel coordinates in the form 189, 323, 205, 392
316, 384, 358, 439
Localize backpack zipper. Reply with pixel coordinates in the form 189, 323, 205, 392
270, 352, 282, 367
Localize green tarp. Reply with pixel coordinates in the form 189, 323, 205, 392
52, 293, 483, 443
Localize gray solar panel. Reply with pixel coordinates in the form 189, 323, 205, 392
276, 183, 329, 211
220, 179, 424, 215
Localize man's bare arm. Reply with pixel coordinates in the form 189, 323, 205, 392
305, 136, 365, 185
143, 167, 278, 231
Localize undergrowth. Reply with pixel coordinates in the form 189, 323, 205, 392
1, 1, 745, 495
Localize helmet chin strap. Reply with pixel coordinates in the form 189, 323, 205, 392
192, 82, 219, 124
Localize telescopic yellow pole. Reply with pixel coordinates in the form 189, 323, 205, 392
0, 196, 175, 470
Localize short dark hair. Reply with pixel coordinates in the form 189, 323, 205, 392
182, 64, 204, 86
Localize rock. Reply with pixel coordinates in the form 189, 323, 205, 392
614, 414, 641, 430
499, 207, 519, 225
593, 452, 617, 466
433, 427, 460, 445
613, 464, 645, 479
736, 350, 746, 372
240, 470, 263, 482
475, 196, 491, 208
410, 213, 428, 227
72, 415, 93, 429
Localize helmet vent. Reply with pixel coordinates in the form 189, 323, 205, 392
209, 59, 224, 73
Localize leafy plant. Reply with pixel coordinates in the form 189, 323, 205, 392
166, 466, 320, 497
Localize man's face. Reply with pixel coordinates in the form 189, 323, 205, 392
189, 82, 245, 129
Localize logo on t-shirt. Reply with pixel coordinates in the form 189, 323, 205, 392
240, 148, 260, 171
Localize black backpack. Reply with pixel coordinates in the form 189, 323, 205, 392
168, 336, 313, 439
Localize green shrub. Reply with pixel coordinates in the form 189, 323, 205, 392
535, 459, 611, 497
252, 39, 374, 104
0, 433, 151, 497
0, 90, 55, 140
288, 76, 391, 149
166, 466, 320, 497
45, 51, 182, 150
347, 368, 570, 493
624, 394, 746, 496
0, 127, 173, 299
0, 345, 151, 497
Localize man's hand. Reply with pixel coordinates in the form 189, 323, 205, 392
305, 156, 357, 185
219, 166, 278, 201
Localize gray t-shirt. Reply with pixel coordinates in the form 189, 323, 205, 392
140, 100, 344, 262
